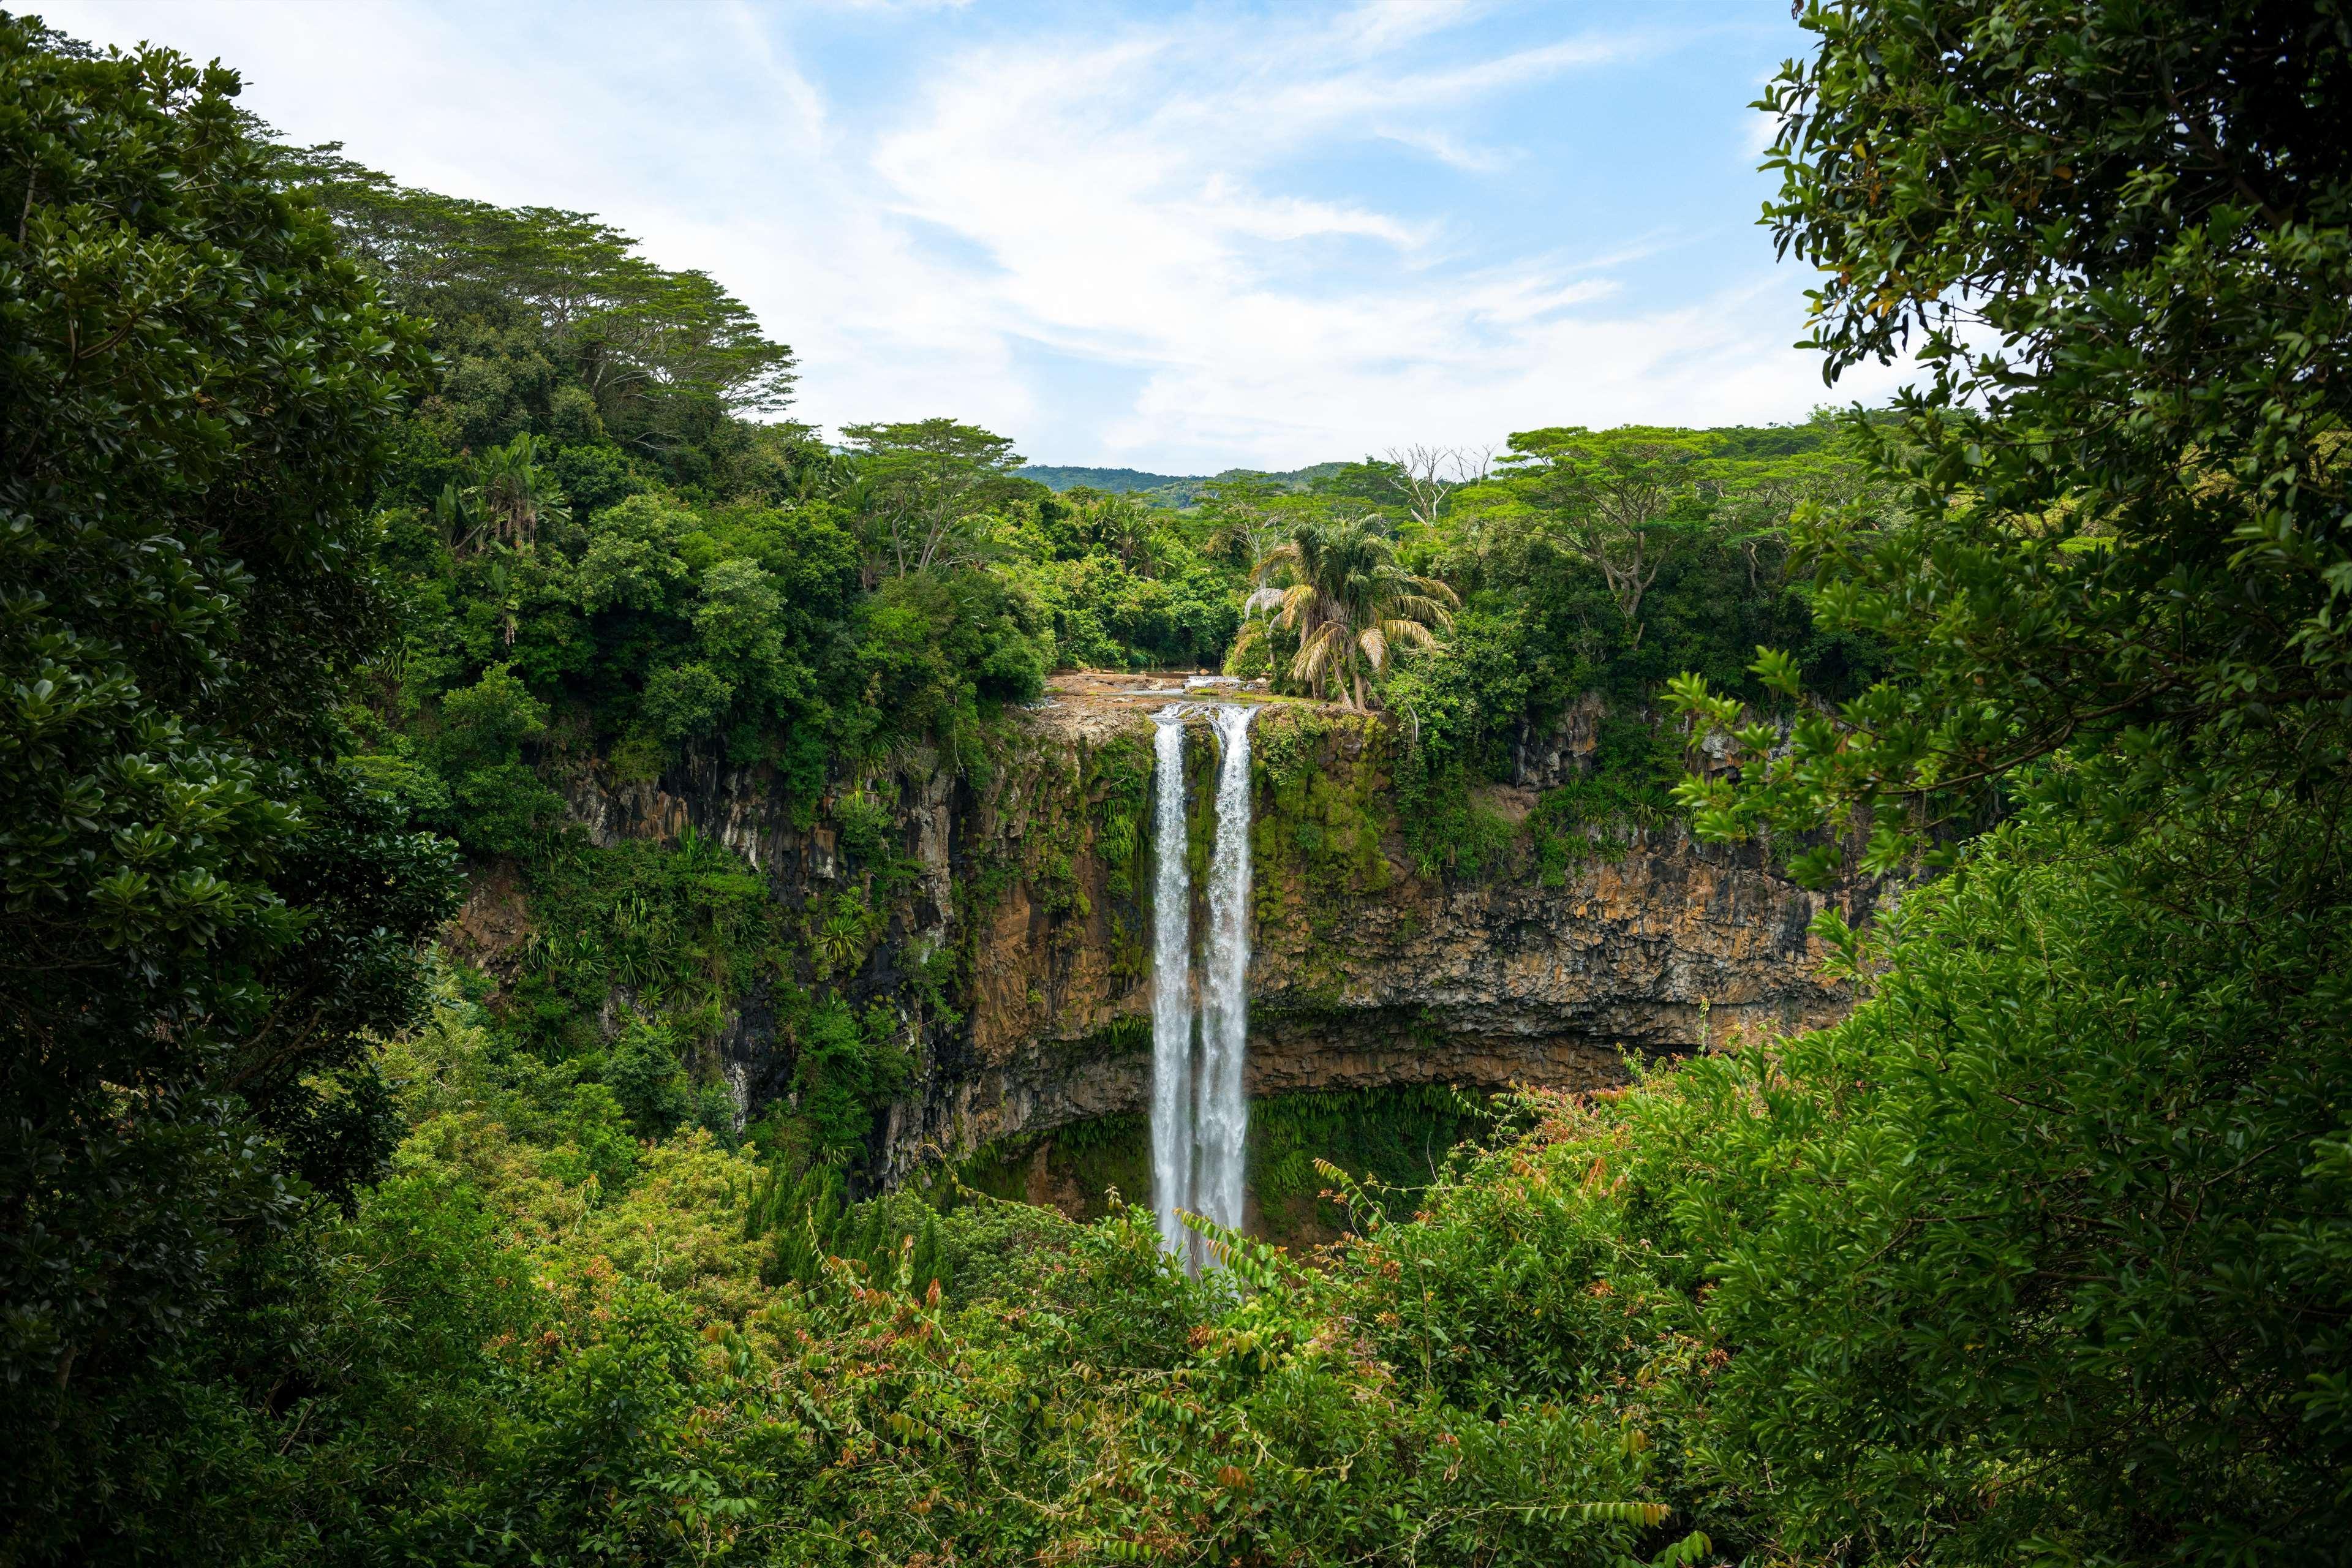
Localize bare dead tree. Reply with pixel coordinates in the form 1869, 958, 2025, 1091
1382, 444, 1491, 530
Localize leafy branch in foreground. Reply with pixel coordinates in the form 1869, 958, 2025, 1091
1, 15, 458, 1530
1670, 0, 2352, 884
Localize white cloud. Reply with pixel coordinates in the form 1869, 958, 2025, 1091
1337, 0, 1496, 53
38, 0, 1882, 473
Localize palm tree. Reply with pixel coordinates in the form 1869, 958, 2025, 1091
1077, 492, 1164, 576
475, 432, 570, 549
438, 434, 571, 556
1240, 518, 1458, 710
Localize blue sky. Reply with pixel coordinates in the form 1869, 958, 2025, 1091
47, 0, 1912, 473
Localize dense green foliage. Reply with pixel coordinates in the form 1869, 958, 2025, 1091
1648, 0, 2352, 1554
1678, 0, 2352, 883
0, 977, 1689, 1566
0, 16, 461, 1536
7, 2, 2349, 1564
1344, 809, 2351, 1563
1317, 420, 1890, 877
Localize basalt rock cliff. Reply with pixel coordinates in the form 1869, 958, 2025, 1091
451, 671, 1870, 1192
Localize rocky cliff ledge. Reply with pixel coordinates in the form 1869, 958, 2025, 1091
500, 671, 1867, 1186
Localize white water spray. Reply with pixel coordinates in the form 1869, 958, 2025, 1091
1148, 703, 1256, 1270
1148, 710, 1196, 1260
1195, 704, 1256, 1248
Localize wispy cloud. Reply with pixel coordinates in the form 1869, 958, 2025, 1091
40, 0, 1890, 471
841, 4, 1868, 462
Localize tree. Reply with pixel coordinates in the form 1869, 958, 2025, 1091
279, 145, 799, 448
0, 16, 456, 1509
1382, 443, 1491, 532
1700, 443, 1880, 590
1488, 427, 1717, 649
1240, 519, 1459, 709
1195, 473, 1295, 573
437, 431, 572, 556
1071, 489, 1166, 577
1675, 0, 2352, 882
840, 418, 1026, 579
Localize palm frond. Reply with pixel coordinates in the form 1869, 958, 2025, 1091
1256, 541, 1304, 581
1291, 622, 1348, 692
1408, 573, 1461, 607
1378, 618, 1442, 655
1389, 593, 1457, 628
1229, 619, 1269, 663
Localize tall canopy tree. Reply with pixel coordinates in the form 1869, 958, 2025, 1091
278, 145, 799, 454
0, 17, 456, 1513
1382, 443, 1490, 532
1194, 472, 1296, 573
1482, 426, 1719, 649
840, 417, 1028, 579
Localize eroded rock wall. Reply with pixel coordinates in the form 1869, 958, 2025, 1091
514, 676, 1866, 1186
932, 698, 1867, 1184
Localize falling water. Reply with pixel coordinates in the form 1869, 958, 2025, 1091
1148, 703, 1257, 1270
1194, 704, 1256, 1248
1148, 710, 1196, 1262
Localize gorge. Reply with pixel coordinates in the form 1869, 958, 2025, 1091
484, 670, 1871, 1235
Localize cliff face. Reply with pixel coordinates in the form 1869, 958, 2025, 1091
521, 671, 1865, 1186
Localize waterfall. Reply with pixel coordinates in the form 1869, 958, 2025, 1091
1148, 703, 1256, 1270
1195, 704, 1256, 1248
1148, 710, 1196, 1261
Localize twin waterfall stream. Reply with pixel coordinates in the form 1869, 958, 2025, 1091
1148, 703, 1256, 1272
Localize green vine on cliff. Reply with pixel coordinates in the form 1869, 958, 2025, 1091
1248, 710, 1393, 984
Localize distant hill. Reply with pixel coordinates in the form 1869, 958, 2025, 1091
1018, 466, 1200, 494
1019, 461, 1349, 509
